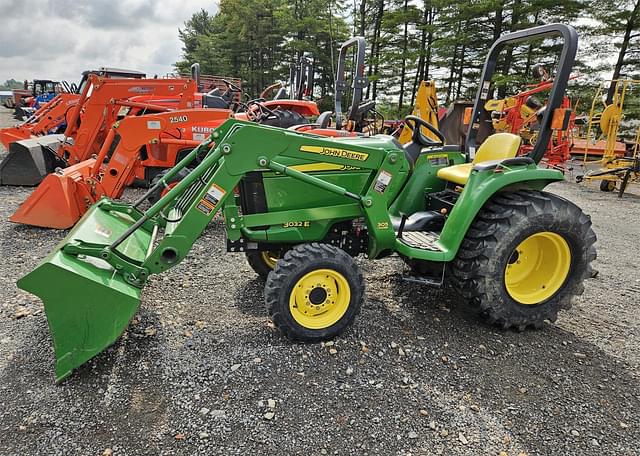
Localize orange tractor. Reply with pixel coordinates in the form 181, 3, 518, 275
0, 68, 149, 150
8, 66, 323, 229
0, 92, 80, 149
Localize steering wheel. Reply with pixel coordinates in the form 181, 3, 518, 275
222, 79, 242, 93
246, 100, 278, 121
404, 115, 445, 147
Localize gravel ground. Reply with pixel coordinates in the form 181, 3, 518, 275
0, 106, 639, 455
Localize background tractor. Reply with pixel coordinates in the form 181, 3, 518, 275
18, 24, 596, 382
0, 68, 149, 150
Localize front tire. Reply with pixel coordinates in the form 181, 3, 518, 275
264, 243, 364, 342
451, 190, 597, 330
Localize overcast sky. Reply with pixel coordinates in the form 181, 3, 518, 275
0, 0, 218, 84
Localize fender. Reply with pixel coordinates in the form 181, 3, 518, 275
437, 165, 564, 259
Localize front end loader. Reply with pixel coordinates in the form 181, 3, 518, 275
0, 92, 80, 149
0, 75, 198, 186
10, 109, 231, 229
0, 67, 148, 151
18, 24, 597, 382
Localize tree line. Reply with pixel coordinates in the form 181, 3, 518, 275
176, 0, 639, 119
0, 79, 25, 91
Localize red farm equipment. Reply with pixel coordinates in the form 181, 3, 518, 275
483, 67, 576, 171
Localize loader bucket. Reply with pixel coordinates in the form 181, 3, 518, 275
10, 159, 94, 229
0, 127, 30, 150
17, 200, 153, 381
0, 134, 65, 186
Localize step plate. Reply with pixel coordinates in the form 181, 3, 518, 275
399, 231, 442, 251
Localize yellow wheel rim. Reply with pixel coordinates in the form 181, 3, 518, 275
261, 251, 279, 269
289, 269, 351, 329
504, 232, 571, 305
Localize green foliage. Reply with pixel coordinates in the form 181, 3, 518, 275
0, 79, 24, 90
175, 0, 350, 98
176, 0, 640, 124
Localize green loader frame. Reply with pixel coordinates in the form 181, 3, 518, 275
18, 24, 597, 381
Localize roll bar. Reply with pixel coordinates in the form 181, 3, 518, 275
334, 36, 369, 130
465, 23, 578, 164
295, 55, 314, 100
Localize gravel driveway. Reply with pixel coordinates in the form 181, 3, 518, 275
0, 106, 638, 455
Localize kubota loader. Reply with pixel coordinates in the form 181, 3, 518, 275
0, 67, 148, 150
17, 24, 597, 382
10, 109, 230, 229
0, 92, 80, 149
8, 72, 325, 230
0, 75, 198, 186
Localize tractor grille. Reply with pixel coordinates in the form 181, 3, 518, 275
399, 231, 442, 251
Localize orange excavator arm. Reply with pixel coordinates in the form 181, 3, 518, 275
10, 108, 230, 229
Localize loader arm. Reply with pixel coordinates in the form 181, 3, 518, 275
0, 93, 79, 148
27, 93, 80, 136
83, 119, 404, 279
59, 75, 198, 165
0, 76, 199, 186
10, 109, 231, 229
17, 119, 409, 380
95, 109, 230, 199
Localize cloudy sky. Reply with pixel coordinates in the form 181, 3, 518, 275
0, 0, 218, 84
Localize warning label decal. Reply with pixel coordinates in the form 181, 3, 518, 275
374, 170, 392, 193
196, 183, 226, 216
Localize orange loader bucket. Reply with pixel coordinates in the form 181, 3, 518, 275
10, 159, 96, 229
0, 127, 30, 150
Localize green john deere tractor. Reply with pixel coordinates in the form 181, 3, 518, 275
18, 24, 596, 381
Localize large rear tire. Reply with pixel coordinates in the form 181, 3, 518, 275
450, 190, 597, 330
264, 243, 364, 342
